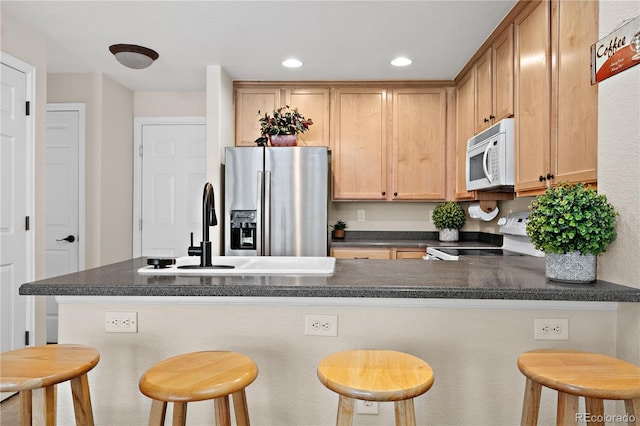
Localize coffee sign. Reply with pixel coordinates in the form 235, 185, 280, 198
591, 15, 640, 84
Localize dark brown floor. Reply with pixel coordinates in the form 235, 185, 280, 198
0, 394, 19, 426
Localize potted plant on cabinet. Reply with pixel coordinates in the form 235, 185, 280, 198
255, 105, 313, 147
432, 201, 466, 241
330, 220, 347, 240
526, 182, 617, 283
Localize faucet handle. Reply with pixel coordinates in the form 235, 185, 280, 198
187, 232, 201, 257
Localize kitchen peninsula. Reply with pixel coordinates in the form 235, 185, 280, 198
19, 258, 639, 425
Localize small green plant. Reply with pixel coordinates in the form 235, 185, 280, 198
330, 220, 347, 230
432, 202, 466, 230
255, 105, 313, 146
526, 182, 617, 255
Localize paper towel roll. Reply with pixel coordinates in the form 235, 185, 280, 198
468, 202, 499, 221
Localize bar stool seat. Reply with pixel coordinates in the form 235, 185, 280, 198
517, 349, 640, 426
0, 344, 100, 426
317, 349, 434, 426
139, 351, 258, 426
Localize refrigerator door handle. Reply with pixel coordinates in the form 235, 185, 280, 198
256, 171, 264, 255
263, 171, 272, 256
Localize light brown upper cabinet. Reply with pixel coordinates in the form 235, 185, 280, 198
391, 88, 447, 200
331, 88, 388, 200
284, 88, 330, 147
514, 0, 598, 195
332, 87, 448, 201
475, 24, 514, 133
455, 71, 476, 200
234, 87, 281, 146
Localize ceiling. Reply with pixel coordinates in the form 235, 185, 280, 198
2, 1, 517, 92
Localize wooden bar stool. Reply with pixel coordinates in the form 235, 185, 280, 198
517, 349, 640, 426
317, 349, 434, 426
139, 351, 258, 426
0, 343, 100, 426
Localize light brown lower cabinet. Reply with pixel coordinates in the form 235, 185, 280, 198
330, 247, 425, 260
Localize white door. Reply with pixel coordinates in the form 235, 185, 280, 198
137, 121, 206, 257
45, 105, 84, 343
0, 60, 32, 356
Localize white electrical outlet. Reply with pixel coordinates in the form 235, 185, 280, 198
105, 312, 138, 333
357, 209, 366, 222
304, 314, 338, 336
356, 400, 379, 415
534, 318, 568, 340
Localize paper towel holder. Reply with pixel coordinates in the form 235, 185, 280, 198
479, 200, 497, 213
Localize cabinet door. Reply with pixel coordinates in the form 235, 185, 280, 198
552, 0, 598, 184
330, 248, 392, 259
514, 0, 551, 193
475, 49, 493, 133
332, 88, 388, 200
285, 88, 330, 147
391, 88, 446, 200
455, 71, 475, 200
235, 88, 281, 146
394, 249, 426, 259
493, 24, 514, 122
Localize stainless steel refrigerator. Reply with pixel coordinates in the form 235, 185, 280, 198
224, 147, 328, 256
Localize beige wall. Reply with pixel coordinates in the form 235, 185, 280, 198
133, 91, 205, 116
57, 299, 619, 425
48, 74, 134, 268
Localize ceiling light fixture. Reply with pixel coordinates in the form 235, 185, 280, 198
282, 58, 303, 68
391, 57, 412, 67
109, 44, 159, 69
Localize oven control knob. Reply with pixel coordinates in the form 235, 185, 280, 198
497, 217, 507, 226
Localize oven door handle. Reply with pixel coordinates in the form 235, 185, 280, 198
483, 143, 493, 183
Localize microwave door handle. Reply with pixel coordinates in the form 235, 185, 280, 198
483, 144, 493, 183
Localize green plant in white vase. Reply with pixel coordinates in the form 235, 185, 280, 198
432, 201, 466, 242
526, 182, 617, 283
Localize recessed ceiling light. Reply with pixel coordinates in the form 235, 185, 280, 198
391, 57, 412, 67
282, 58, 303, 68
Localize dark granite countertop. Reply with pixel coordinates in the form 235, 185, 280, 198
19, 256, 640, 302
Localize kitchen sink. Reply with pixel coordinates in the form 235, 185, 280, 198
138, 256, 336, 276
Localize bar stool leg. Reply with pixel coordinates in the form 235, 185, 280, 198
521, 378, 542, 426
214, 396, 231, 426
585, 398, 605, 426
395, 399, 416, 426
231, 389, 250, 426
70, 373, 95, 425
172, 402, 187, 426
625, 399, 640, 426
19, 390, 32, 426
557, 391, 578, 426
43, 385, 56, 426
336, 395, 355, 426
148, 400, 167, 426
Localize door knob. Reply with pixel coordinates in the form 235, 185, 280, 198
57, 235, 75, 243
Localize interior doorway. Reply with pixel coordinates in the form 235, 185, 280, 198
44, 104, 85, 343
133, 117, 206, 257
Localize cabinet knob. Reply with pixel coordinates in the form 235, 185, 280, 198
394, 192, 398, 196
546, 173, 555, 180
484, 118, 490, 123
539, 175, 546, 182
489, 115, 495, 120
381, 191, 386, 196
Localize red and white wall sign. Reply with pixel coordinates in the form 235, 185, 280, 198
591, 15, 640, 84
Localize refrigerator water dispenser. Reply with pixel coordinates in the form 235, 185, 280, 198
230, 210, 257, 250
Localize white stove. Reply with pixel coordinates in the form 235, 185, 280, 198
426, 211, 544, 261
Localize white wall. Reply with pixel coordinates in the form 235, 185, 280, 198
134, 91, 205, 117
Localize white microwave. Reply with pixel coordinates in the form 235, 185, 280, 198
466, 118, 515, 191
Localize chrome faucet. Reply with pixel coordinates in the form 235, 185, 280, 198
188, 182, 217, 267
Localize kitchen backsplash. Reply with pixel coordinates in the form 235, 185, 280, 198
328, 197, 534, 234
